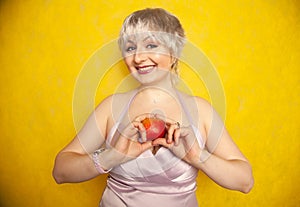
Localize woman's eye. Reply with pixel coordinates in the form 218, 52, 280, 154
146, 44, 158, 49
125, 46, 136, 52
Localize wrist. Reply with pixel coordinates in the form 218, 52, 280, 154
92, 148, 112, 174
98, 148, 126, 170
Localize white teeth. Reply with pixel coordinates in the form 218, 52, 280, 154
138, 66, 154, 71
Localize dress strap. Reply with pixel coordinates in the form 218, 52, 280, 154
106, 90, 138, 144
175, 90, 205, 149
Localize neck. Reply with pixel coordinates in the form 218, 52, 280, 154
138, 72, 177, 91
136, 84, 178, 105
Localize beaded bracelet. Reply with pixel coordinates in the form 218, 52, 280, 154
92, 148, 111, 174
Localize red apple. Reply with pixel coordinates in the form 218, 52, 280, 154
142, 117, 166, 141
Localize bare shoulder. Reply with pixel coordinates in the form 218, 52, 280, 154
95, 91, 132, 108
194, 96, 212, 109
95, 90, 135, 119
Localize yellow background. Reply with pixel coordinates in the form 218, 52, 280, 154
0, 0, 299, 206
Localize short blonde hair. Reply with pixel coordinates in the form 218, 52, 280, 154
118, 8, 185, 60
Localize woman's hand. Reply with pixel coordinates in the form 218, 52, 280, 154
152, 122, 203, 165
102, 120, 153, 169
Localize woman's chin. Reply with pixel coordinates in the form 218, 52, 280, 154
132, 70, 171, 86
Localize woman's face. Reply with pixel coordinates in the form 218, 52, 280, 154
122, 33, 174, 86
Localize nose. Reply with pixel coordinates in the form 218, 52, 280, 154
133, 49, 147, 64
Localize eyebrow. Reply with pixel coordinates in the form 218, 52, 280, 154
125, 34, 157, 44
142, 35, 156, 42
125, 39, 135, 44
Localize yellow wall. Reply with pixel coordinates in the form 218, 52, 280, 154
0, 0, 299, 206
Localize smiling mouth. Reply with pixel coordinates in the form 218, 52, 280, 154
136, 65, 156, 74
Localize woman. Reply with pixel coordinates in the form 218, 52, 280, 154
53, 8, 254, 206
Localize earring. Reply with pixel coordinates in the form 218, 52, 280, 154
171, 60, 177, 69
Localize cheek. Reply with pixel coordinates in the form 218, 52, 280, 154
124, 57, 133, 68
152, 54, 172, 67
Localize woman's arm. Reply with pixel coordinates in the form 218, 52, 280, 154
153, 97, 254, 193
52, 96, 112, 183
52, 95, 154, 184
194, 150, 253, 193
194, 98, 254, 193
52, 138, 100, 183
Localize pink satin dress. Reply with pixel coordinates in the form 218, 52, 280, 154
99, 91, 204, 207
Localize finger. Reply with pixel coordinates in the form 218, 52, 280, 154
132, 121, 147, 142
120, 125, 138, 140
167, 127, 174, 144
134, 113, 153, 122
152, 138, 173, 149
141, 141, 154, 151
179, 127, 198, 150
174, 128, 181, 146
166, 122, 180, 144
165, 121, 180, 129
